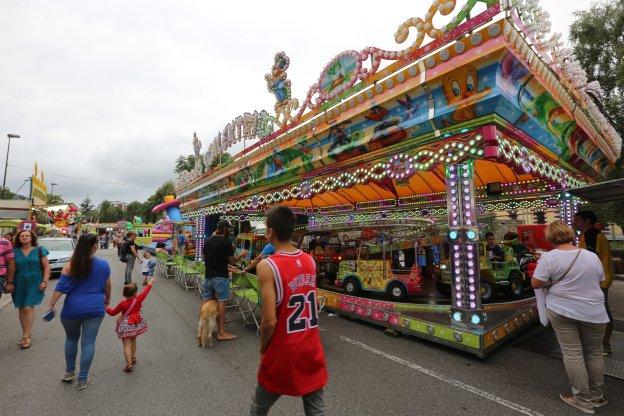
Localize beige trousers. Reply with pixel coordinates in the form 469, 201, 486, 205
547, 309, 606, 402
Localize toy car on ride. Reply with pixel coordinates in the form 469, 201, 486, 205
335, 240, 423, 301
435, 241, 532, 302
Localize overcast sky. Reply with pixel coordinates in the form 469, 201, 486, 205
0, 0, 596, 205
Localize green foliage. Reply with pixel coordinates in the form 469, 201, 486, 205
570, 2, 624, 228
80, 196, 95, 221
124, 201, 144, 222
174, 155, 196, 174
570, 1, 624, 138
46, 194, 64, 205
209, 152, 233, 169
142, 181, 175, 223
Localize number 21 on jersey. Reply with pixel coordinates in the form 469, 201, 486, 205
287, 291, 319, 333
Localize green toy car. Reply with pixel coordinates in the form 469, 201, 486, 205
435, 242, 527, 302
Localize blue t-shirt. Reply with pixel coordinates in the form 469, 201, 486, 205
261, 243, 275, 257
177, 234, 186, 246
55, 257, 111, 320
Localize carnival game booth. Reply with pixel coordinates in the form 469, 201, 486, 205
174, 1, 621, 356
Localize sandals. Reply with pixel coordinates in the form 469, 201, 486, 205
124, 364, 133, 372
131, 357, 137, 364
19, 337, 32, 349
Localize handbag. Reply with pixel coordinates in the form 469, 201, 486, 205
536, 249, 582, 326
115, 297, 138, 333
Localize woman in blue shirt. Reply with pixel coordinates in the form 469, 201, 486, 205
48, 234, 111, 390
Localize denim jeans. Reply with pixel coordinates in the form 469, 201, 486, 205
124, 254, 136, 284
250, 384, 325, 416
61, 316, 104, 382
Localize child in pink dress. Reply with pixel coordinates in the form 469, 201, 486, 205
106, 278, 154, 372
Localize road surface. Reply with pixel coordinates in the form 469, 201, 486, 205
1, 250, 622, 415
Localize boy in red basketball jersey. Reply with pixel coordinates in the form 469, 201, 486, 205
250, 206, 328, 416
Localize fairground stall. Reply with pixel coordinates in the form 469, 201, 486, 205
174, 0, 621, 356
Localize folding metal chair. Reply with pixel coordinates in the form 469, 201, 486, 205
236, 273, 261, 334
227, 271, 249, 320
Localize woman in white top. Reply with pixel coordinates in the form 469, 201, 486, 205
532, 221, 609, 414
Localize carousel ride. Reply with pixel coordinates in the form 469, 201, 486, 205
173, 0, 622, 356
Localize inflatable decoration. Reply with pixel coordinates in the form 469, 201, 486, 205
152, 195, 183, 222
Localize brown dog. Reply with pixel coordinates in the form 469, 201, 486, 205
197, 300, 219, 348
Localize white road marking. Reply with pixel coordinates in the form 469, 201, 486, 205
339, 335, 545, 416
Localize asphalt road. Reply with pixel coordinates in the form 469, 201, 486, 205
1, 249, 623, 416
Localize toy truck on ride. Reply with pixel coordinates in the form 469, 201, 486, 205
335, 238, 423, 301
435, 241, 530, 302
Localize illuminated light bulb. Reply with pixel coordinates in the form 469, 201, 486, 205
470, 302, 477, 310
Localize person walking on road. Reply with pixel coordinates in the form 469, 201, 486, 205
201, 219, 246, 341
250, 206, 328, 416
47, 234, 111, 390
122, 232, 139, 284
5, 230, 51, 350
106, 279, 155, 373
0, 234, 16, 301
573, 211, 614, 356
531, 221, 609, 414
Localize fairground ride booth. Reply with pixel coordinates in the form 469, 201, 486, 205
173, 1, 622, 357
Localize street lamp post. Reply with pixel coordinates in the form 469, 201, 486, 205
51, 182, 58, 197
3, 134, 20, 198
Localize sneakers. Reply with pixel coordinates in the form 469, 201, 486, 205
76, 379, 90, 390
61, 372, 75, 382
602, 344, 612, 356
559, 393, 595, 414
590, 397, 608, 409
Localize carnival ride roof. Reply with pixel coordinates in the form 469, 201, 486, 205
176, 2, 622, 217
568, 179, 624, 204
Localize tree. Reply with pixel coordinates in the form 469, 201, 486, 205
143, 181, 176, 223
97, 200, 113, 223
46, 194, 64, 205
174, 155, 196, 174
570, 1, 624, 138
125, 201, 144, 222
80, 196, 95, 221
570, 2, 624, 229
209, 152, 233, 169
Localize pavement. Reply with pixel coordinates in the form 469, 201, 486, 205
1, 250, 623, 416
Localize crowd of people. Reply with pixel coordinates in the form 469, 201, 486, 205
0, 207, 618, 414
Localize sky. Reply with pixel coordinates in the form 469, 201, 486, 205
0, 0, 597, 205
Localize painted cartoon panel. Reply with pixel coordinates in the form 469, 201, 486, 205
179, 49, 611, 208
495, 51, 608, 175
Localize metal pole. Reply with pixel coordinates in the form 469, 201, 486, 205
2, 137, 11, 198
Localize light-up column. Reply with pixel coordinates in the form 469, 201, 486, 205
445, 161, 486, 327
559, 192, 578, 228
195, 215, 207, 262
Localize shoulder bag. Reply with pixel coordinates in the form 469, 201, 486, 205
115, 297, 138, 333
535, 249, 582, 326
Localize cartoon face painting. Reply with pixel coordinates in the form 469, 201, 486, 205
442, 66, 489, 122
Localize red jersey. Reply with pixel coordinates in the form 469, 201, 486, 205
258, 250, 328, 396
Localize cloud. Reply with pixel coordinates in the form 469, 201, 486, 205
0, 0, 593, 204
